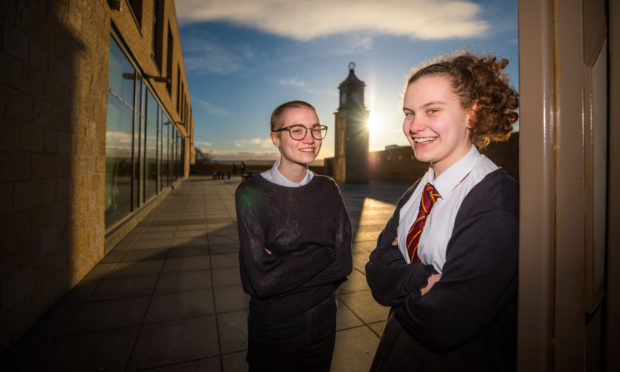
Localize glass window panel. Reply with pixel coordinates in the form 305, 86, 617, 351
173, 128, 178, 181
157, 107, 161, 192
172, 128, 177, 181
108, 39, 135, 104
177, 129, 183, 179
133, 82, 142, 205
158, 112, 167, 191
105, 38, 135, 227
144, 89, 158, 200
168, 122, 174, 184
135, 80, 144, 207
163, 117, 170, 186
169, 128, 174, 182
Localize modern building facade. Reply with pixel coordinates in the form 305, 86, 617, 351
0, 0, 194, 351
333, 62, 369, 183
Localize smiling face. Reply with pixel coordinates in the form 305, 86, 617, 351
270, 106, 322, 170
402, 74, 474, 177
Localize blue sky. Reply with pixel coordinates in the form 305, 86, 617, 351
174, 0, 518, 162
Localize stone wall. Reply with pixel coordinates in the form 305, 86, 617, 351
0, 0, 194, 352
0, 0, 109, 351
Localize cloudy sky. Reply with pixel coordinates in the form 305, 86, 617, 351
174, 0, 518, 162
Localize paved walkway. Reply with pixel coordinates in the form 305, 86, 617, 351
4, 176, 410, 371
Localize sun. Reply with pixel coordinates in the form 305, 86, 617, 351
367, 111, 379, 133
366, 111, 382, 151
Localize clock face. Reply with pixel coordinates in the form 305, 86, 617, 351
352, 91, 361, 102
340, 92, 347, 104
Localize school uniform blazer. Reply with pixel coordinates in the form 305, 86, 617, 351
366, 169, 518, 371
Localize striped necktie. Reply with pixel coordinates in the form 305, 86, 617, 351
406, 183, 441, 263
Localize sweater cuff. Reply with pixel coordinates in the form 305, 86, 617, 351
403, 263, 433, 295
366, 261, 410, 306
370, 243, 404, 264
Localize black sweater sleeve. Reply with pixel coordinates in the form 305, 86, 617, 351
235, 183, 333, 299
393, 171, 519, 352
366, 182, 434, 306
301, 182, 352, 287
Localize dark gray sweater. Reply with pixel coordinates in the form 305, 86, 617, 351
367, 169, 518, 371
235, 175, 352, 321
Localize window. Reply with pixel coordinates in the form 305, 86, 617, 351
127, 0, 142, 26
176, 66, 181, 113
177, 130, 184, 179
179, 81, 184, 116
105, 35, 182, 228
185, 98, 189, 127
166, 24, 173, 93
144, 89, 158, 200
106, 38, 136, 227
151, 0, 163, 69
181, 94, 186, 124
160, 113, 169, 188
170, 129, 176, 181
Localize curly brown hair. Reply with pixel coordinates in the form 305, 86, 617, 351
406, 52, 519, 149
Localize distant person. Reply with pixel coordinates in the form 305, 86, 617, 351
235, 100, 352, 371
233, 163, 238, 175
366, 52, 519, 371
240, 161, 246, 175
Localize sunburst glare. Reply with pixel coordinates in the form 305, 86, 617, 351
367, 111, 381, 150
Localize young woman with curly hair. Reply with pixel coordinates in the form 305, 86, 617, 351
366, 52, 519, 371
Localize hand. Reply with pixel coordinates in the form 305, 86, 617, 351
420, 273, 441, 295
392, 237, 398, 246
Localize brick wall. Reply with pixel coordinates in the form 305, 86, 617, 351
0, 0, 194, 352
0, 0, 110, 351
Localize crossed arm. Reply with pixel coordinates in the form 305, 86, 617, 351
236, 185, 352, 299
366, 207, 518, 352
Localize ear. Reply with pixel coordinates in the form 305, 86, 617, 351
270, 131, 280, 148
466, 101, 479, 129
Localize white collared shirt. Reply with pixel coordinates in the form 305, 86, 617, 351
260, 159, 314, 187
397, 145, 498, 272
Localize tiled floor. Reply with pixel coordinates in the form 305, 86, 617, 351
3, 176, 410, 371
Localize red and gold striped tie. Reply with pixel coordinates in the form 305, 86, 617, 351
406, 183, 441, 263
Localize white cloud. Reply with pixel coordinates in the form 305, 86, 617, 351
175, 0, 488, 41
334, 35, 373, 55
193, 98, 231, 116
182, 34, 255, 75
196, 141, 213, 147
232, 138, 274, 149
279, 77, 306, 87
106, 131, 132, 144
277, 77, 333, 95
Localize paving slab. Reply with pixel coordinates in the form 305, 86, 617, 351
3, 176, 410, 371
127, 316, 220, 371
331, 325, 382, 372
145, 289, 216, 323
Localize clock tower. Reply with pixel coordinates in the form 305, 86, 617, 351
334, 62, 369, 183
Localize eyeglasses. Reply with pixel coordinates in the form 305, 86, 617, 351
273, 124, 328, 140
